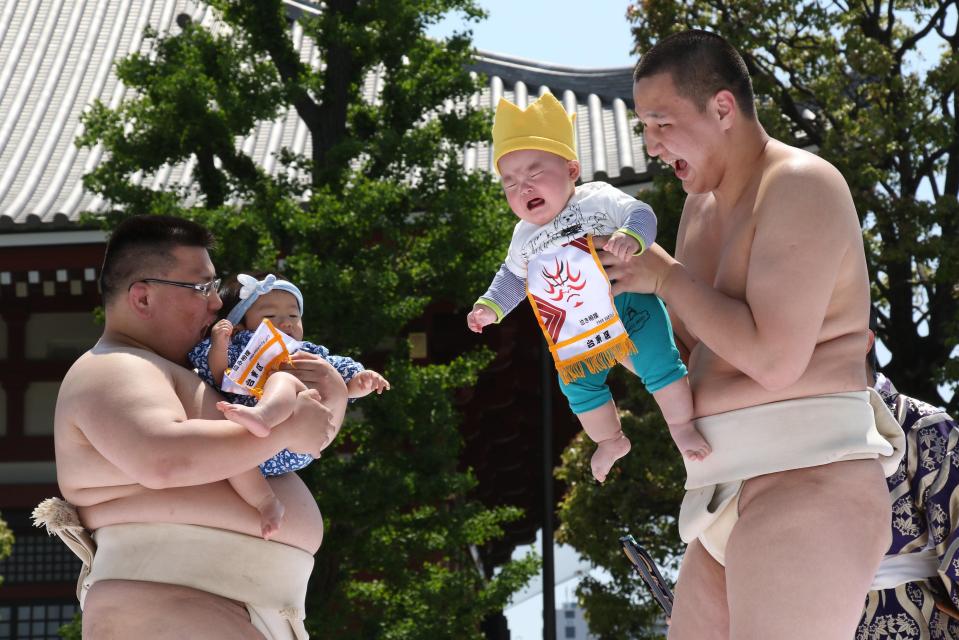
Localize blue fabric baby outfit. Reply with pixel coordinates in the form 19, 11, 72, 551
188, 330, 364, 476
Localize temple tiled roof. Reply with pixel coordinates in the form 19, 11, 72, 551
0, 0, 649, 230
465, 52, 648, 182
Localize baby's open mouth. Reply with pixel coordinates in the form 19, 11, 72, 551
527, 198, 544, 210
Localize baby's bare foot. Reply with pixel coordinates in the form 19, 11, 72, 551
217, 401, 271, 437
257, 496, 285, 540
591, 434, 632, 483
670, 422, 712, 462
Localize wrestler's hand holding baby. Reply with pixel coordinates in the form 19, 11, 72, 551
189, 273, 389, 540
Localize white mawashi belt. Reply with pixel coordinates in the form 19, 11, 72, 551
870, 547, 940, 590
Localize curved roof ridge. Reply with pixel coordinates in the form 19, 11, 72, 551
473, 49, 634, 76
469, 50, 635, 106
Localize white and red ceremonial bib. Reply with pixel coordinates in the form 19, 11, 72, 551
222, 319, 303, 398
527, 235, 637, 383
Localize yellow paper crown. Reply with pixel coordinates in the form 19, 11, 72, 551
492, 92, 577, 174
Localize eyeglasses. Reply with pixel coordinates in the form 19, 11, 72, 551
129, 277, 222, 297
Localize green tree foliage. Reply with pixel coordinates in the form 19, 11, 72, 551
0, 512, 12, 586
77, 1, 537, 637
555, 1, 959, 633
555, 369, 682, 639
58, 614, 81, 640
629, 0, 959, 409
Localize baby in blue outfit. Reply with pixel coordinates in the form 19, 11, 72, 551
188, 272, 389, 538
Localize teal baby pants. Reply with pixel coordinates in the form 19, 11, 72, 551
557, 292, 687, 414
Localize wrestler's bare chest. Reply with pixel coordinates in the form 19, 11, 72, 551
680, 205, 868, 416
682, 201, 757, 313
679, 199, 776, 411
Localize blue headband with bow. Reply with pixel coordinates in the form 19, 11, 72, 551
225, 273, 304, 326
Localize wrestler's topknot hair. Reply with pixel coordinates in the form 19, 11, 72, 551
633, 30, 756, 119
99, 215, 215, 304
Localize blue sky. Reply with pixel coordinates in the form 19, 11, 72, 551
429, 0, 637, 69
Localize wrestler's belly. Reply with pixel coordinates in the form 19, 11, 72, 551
689, 334, 868, 417
78, 474, 323, 553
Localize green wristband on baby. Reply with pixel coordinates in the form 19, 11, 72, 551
616, 228, 647, 256
475, 298, 505, 323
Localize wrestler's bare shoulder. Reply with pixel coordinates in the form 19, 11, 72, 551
761, 139, 839, 174
681, 140, 847, 218
56, 341, 216, 506
66, 340, 193, 383
755, 141, 854, 214
59, 340, 212, 422
60, 344, 173, 409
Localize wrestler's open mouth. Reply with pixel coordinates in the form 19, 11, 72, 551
674, 159, 688, 172
527, 198, 544, 210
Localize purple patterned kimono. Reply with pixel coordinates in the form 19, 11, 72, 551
857, 373, 959, 639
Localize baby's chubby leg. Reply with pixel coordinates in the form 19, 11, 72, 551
558, 362, 631, 483
228, 468, 285, 539
618, 359, 710, 461
218, 371, 307, 437
651, 376, 710, 461
613, 291, 708, 461
577, 400, 631, 483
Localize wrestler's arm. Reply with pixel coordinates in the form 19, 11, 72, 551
280, 350, 348, 433
600, 210, 696, 360
68, 355, 330, 489
670, 313, 693, 364
652, 163, 856, 390
668, 213, 696, 361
